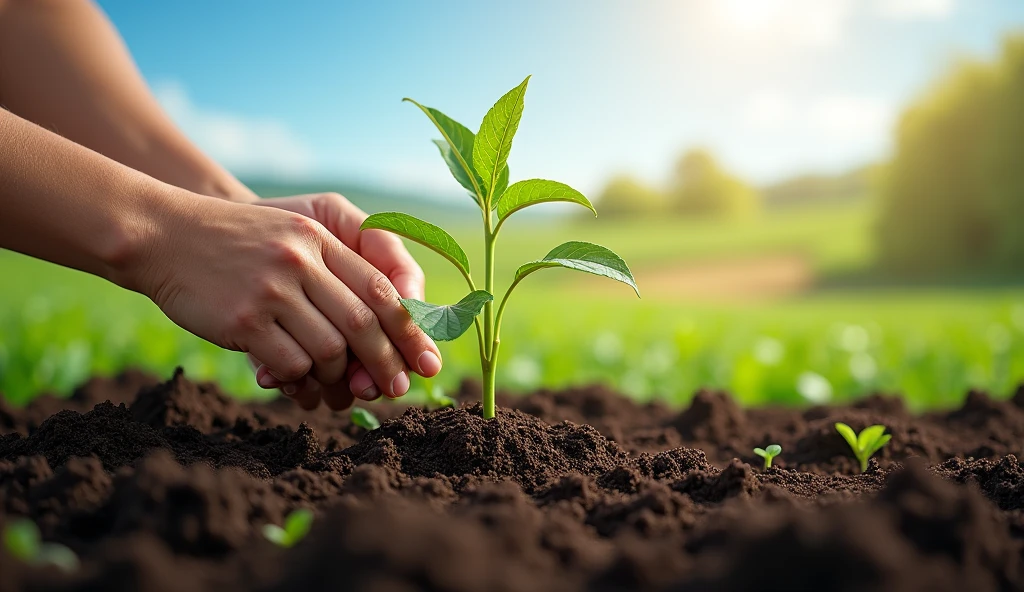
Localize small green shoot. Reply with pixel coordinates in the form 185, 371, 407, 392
350, 407, 380, 430
424, 379, 455, 409
835, 423, 891, 473
2, 518, 79, 572
362, 77, 639, 419
262, 509, 314, 548
753, 444, 782, 469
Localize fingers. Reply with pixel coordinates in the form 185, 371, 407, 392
360, 228, 426, 301
246, 323, 312, 384
321, 242, 441, 381
304, 265, 411, 398
274, 300, 349, 386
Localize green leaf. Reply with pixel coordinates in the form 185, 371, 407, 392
473, 76, 530, 202
405, 98, 482, 204
38, 544, 79, 572
262, 524, 288, 547
514, 241, 639, 297
351, 407, 380, 430
835, 423, 858, 451
284, 509, 314, 543
857, 425, 886, 452
753, 448, 767, 457
361, 213, 471, 276
426, 384, 455, 409
766, 444, 782, 457
493, 165, 510, 204
867, 433, 892, 457
3, 519, 41, 561
400, 291, 493, 341
495, 179, 596, 223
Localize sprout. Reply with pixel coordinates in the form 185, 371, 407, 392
424, 382, 456, 409
835, 422, 891, 473
753, 444, 782, 469
350, 407, 380, 430
262, 509, 314, 548
2, 518, 79, 572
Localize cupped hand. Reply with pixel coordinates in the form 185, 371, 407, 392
135, 192, 441, 411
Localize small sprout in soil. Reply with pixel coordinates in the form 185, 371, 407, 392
424, 381, 456, 409
350, 407, 380, 430
262, 509, 314, 548
753, 444, 782, 469
835, 422, 891, 473
362, 76, 639, 419
2, 518, 79, 572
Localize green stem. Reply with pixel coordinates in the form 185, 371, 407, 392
481, 207, 497, 419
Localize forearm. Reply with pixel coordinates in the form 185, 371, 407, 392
0, 0, 258, 203
0, 108, 200, 289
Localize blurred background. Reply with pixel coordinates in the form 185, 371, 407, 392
2, 0, 1023, 409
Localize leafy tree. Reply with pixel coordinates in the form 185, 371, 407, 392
878, 35, 1024, 276
594, 174, 666, 218
668, 149, 759, 219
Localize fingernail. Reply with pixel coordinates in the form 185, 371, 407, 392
258, 374, 280, 389
417, 351, 442, 376
350, 370, 374, 397
391, 371, 410, 397
282, 384, 297, 396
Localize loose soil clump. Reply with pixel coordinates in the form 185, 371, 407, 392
2, 369, 1024, 591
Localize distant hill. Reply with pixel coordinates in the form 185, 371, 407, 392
760, 164, 880, 208
243, 178, 479, 222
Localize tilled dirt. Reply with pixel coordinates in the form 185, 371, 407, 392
1, 369, 1024, 591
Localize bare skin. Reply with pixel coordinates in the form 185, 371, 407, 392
0, 0, 440, 410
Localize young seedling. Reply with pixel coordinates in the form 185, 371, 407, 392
753, 444, 782, 469
835, 422, 891, 473
350, 407, 380, 430
262, 509, 314, 548
362, 76, 639, 419
2, 518, 79, 572
423, 378, 456, 409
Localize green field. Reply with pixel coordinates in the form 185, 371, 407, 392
1, 199, 1022, 409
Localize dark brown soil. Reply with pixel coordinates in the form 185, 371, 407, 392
2, 368, 1024, 591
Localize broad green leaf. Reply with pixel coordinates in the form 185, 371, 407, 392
514, 241, 639, 297
857, 425, 886, 451
835, 423, 858, 450
3, 519, 40, 561
351, 407, 380, 430
401, 291, 493, 341
496, 179, 596, 222
262, 524, 288, 546
492, 165, 510, 204
405, 99, 482, 204
473, 76, 530, 202
284, 509, 314, 543
38, 544, 79, 572
753, 447, 767, 457
766, 444, 782, 456
361, 213, 470, 276
867, 433, 892, 457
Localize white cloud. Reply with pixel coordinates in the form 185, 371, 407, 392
153, 81, 314, 179
743, 89, 793, 130
707, 0, 853, 49
874, 0, 955, 20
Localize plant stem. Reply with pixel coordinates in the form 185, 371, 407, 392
481, 207, 498, 419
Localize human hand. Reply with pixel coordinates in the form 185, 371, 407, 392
131, 192, 441, 411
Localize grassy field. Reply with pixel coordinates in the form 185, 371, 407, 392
1, 199, 1021, 409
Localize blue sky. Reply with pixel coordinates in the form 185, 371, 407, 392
98, 0, 1024, 198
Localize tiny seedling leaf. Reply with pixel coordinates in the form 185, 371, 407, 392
426, 384, 456, 409
3, 519, 40, 561
401, 291, 493, 341
753, 447, 767, 457
474, 76, 530, 202
405, 98, 482, 205
495, 179, 596, 223
361, 213, 471, 277
858, 425, 886, 451
766, 444, 782, 456
263, 509, 314, 548
835, 422, 858, 450
514, 241, 639, 297
867, 433, 892, 457
350, 407, 380, 430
